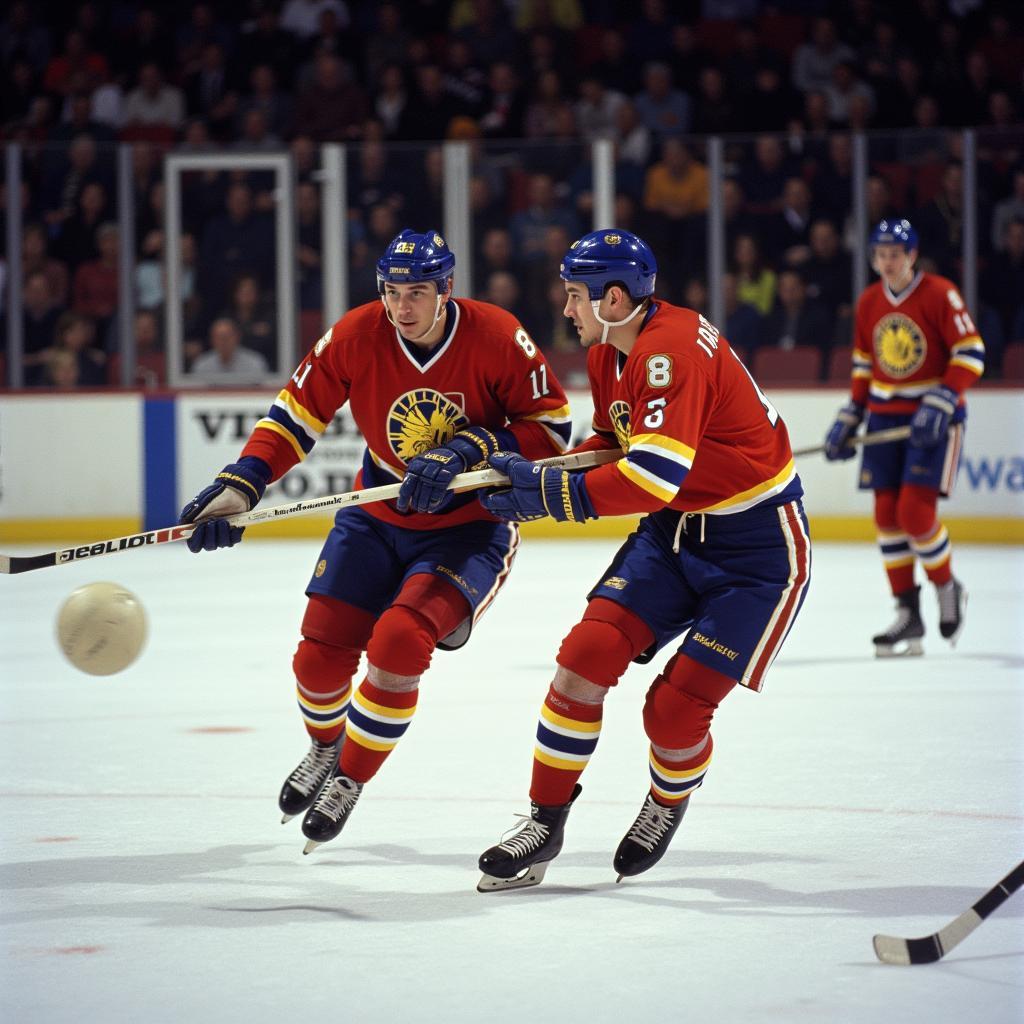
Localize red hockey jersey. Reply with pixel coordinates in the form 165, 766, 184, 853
241, 299, 572, 529
576, 301, 798, 517
850, 272, 985, 414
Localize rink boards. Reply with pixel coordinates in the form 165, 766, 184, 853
1, 388, 1022, 543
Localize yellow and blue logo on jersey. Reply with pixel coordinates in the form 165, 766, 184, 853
873, 313, 926, 378
387, 388, 469, 463
609, 400, 631, 452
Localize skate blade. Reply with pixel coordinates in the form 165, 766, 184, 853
943, 590, 968, 648
281, 812, 296, 824
875, 639, 924, 658
477, 861, 550, 893
302, 839, 322, 855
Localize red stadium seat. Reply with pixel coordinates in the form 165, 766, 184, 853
1001, 341, 1024, 382
300, 310, 325, 353
827, 345, 853, 381
751, 345, 823, 384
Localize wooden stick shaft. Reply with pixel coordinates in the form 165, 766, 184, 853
792, 425, 912, 459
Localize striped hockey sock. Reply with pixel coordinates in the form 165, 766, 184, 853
911, 523, 952, 586
877, 529, 916, 596
296, 681, 352, 744
649, 736, 713, 807
530, 684, 603, 806
340, 680, 418, 784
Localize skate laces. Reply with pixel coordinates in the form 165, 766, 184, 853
312, 774, 361, 821
290, 741, 338, 794
625, 797, 677, 852
496, 812, 550, 856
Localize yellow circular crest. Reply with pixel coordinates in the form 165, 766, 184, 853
873, 313, 926, 378
387, 388, 469, 464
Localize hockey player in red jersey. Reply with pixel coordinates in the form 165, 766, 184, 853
473, 229, 811, 890
179, 229, 571, 852
824, 219, 984, 656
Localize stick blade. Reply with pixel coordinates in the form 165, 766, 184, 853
872, 933, 943, 965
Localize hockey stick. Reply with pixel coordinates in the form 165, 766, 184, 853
793, 425, 911, 458
0, 448, 621, 575
873, 858, 1024, 965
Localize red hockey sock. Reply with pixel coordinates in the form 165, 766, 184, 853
529, 684, 603, 806
340, 679, 418, 784
649, 738, 713, 807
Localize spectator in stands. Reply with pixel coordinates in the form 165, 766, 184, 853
692, 67, 737, 136
992, 167, 1024, 253
373, 64, 407, 138
122, 62, 186, 133
452, 0, 517, 66
43, 29, 109, 100
234, 3, 299, 90
744, 66, 797, 133
442, 38, 487, 120
364, 3, 409, 89
49, 91, 116, 147
237, 64, 293, 142
45, 348, 82, 389
13, 271, 63, 386
764, 177, 816, 268
732, 233, 776, 318
41, 134, 112, 244
295, 52, 366, 141
791, 16, 854, 95
812, 134, 854, 229
281, 0, 350, 40
525, 70, 575, 140
50, 310, 106, 387
484, 270, 531, 332
0, 2, 51, 75
633, 61, 690, 139
53, 180, 110, 272
575, 77, 625, 142
915, 161, 964, 279
722, 177, 759, 255
199, 181, 275, 322
190, 316, 269, 385
981, 218, 1024, 347
22, 223, 69, 307
223, 272, 276, 368
296, 181, 323, 312
824, 61, 874, 127
72, 221, 120, 344
590, 28, 640, 96
626, 0, 676, 67
508, 172, 579, 265
739, 136, 796, 215
642, 137, 709, 222
960, 50, 994, 127
722, 271, 763, 354
614, 99, 651, 168
396, 63, 461, 142
478, 61, 527, 140
803, 219, 852, 321
762, 269, 833, 354
108, 308, 166, 388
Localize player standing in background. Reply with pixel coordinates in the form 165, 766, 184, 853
472, 230, 811, 890
824, 219, 984, 656
179, 230, 571, 853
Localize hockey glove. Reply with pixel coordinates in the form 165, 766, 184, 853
397, 427, 506, 514
479, 452, 597, 524
910, 386, 958, 448
179, 456, 271, 552
824, 402, 864, 461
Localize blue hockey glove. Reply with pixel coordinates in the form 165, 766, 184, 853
479, 452, 597, 524
910, 385, 958, 448
179, 456, 271, 553
397, 427, 505, 514
824, 402, 864, 461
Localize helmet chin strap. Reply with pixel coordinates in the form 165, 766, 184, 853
590, 297, 647, 345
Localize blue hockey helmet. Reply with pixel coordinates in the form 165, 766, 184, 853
376, 229, 456, 294
869, 218, 919, 252
560, 229, 657, 301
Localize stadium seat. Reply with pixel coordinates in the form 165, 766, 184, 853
827, 345, 853, 381
751, 345, 823, 384
300, 310, 325, 353
1001, 341, 1024, 382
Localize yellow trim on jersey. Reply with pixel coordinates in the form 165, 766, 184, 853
255, 418, 306, 460
522, 403, 572, 424
629, 432, 696, 465
276, 389, 328, 436
950, 336, 984, 353
696, 459, 796, 514
617, 459, 678, 502
949, 355, 984, 374
869, 376, 941, 397
540, 704, 603, 734
368, 448, 405, 480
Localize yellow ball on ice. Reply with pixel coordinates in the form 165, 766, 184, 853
56, 582, 148, 676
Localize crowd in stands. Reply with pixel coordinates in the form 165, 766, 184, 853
1, 0, 1023, 388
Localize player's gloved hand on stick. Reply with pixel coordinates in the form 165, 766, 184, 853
178, 456, 271, 552
479, 452, 597, 524
398, 427, 503, 514
823, 402, 864, 461
910, 385, 958, 448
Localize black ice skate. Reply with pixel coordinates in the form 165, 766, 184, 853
477, 784, 582, 892
613, 792, 688, 882
300, 768, 363, 854
872, 585, 925, 657
278, 736, 343, 823
937, 577, 967, 646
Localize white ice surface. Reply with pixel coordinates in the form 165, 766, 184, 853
1, 537, 1022, 1023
